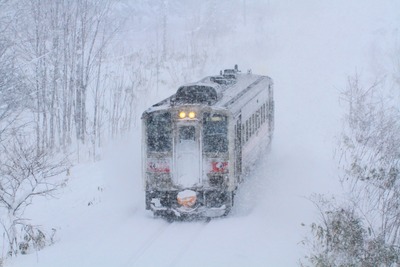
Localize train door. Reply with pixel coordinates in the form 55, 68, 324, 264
235, 115, 243, 183
174, 124, 201, 187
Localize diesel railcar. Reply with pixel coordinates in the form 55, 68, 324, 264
141, 66, 274, 219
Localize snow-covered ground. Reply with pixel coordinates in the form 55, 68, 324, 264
9, 1, 400, 266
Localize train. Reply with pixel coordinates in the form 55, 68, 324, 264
141, 65, 274, 219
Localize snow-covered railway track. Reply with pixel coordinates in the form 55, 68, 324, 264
125, 222, 173, 266
166, 219, 211, 267
127, 218, 211, 267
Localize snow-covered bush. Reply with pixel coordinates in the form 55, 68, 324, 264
303, 196, 399, 267
303, 73, 400, 266
0, 134, 69, 258
18, 225, 56, 255
305, 200, 364, 266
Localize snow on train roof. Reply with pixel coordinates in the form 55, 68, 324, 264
144, 72, 269, 114
216, 74, 263, 105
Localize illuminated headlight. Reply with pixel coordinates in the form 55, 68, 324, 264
179, 111, 196, 119
188, 111, 196, 119
179, 111, 186, 119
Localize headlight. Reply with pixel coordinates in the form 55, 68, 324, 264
179, 111, 186, 119
179, 111, 196, 119
188, 111, 196, 119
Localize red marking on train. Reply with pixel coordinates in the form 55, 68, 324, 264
147, 161, 170, 173
211, 162, 228, 173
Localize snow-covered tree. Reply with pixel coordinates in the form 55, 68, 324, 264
0, 0, 27, 143
11, 0, 120, 154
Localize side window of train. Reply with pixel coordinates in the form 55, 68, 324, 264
262, 103, 266, 124
255, 110, 258, 130
242, 125, 245, 144
248, 118, 250, 138
251, 114, 255, 135
260, 105, 264, 125
261, 107, 263, 125
245, 119, 249, 142
257, 109, 260, 130
255, 111, 258, 131
248, 118, 252, 138
254, 113, 256, 131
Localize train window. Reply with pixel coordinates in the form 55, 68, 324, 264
255, 112, 258, 130
269, 100, 274, 124
261, 103, 266, 124
252, 116, 255, 135
265, 103, 268, 123
253, 116, 256, 134
245, 120, 249, 142
203, 113, 228, 153
249, 118, 251, 137
262, 103, 266, 123
242, 125, 245, 144
256, 110, 259, 130
251, 114, 255, 135
254, 113, 257, 130
179, 126, 196, 141
248, 119, 252, 138
146, 112, 172, 152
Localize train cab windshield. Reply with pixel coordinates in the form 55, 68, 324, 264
203, 113, 228, 153
146, 112, 172, 152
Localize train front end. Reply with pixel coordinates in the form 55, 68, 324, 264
142, 86, 235, 219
